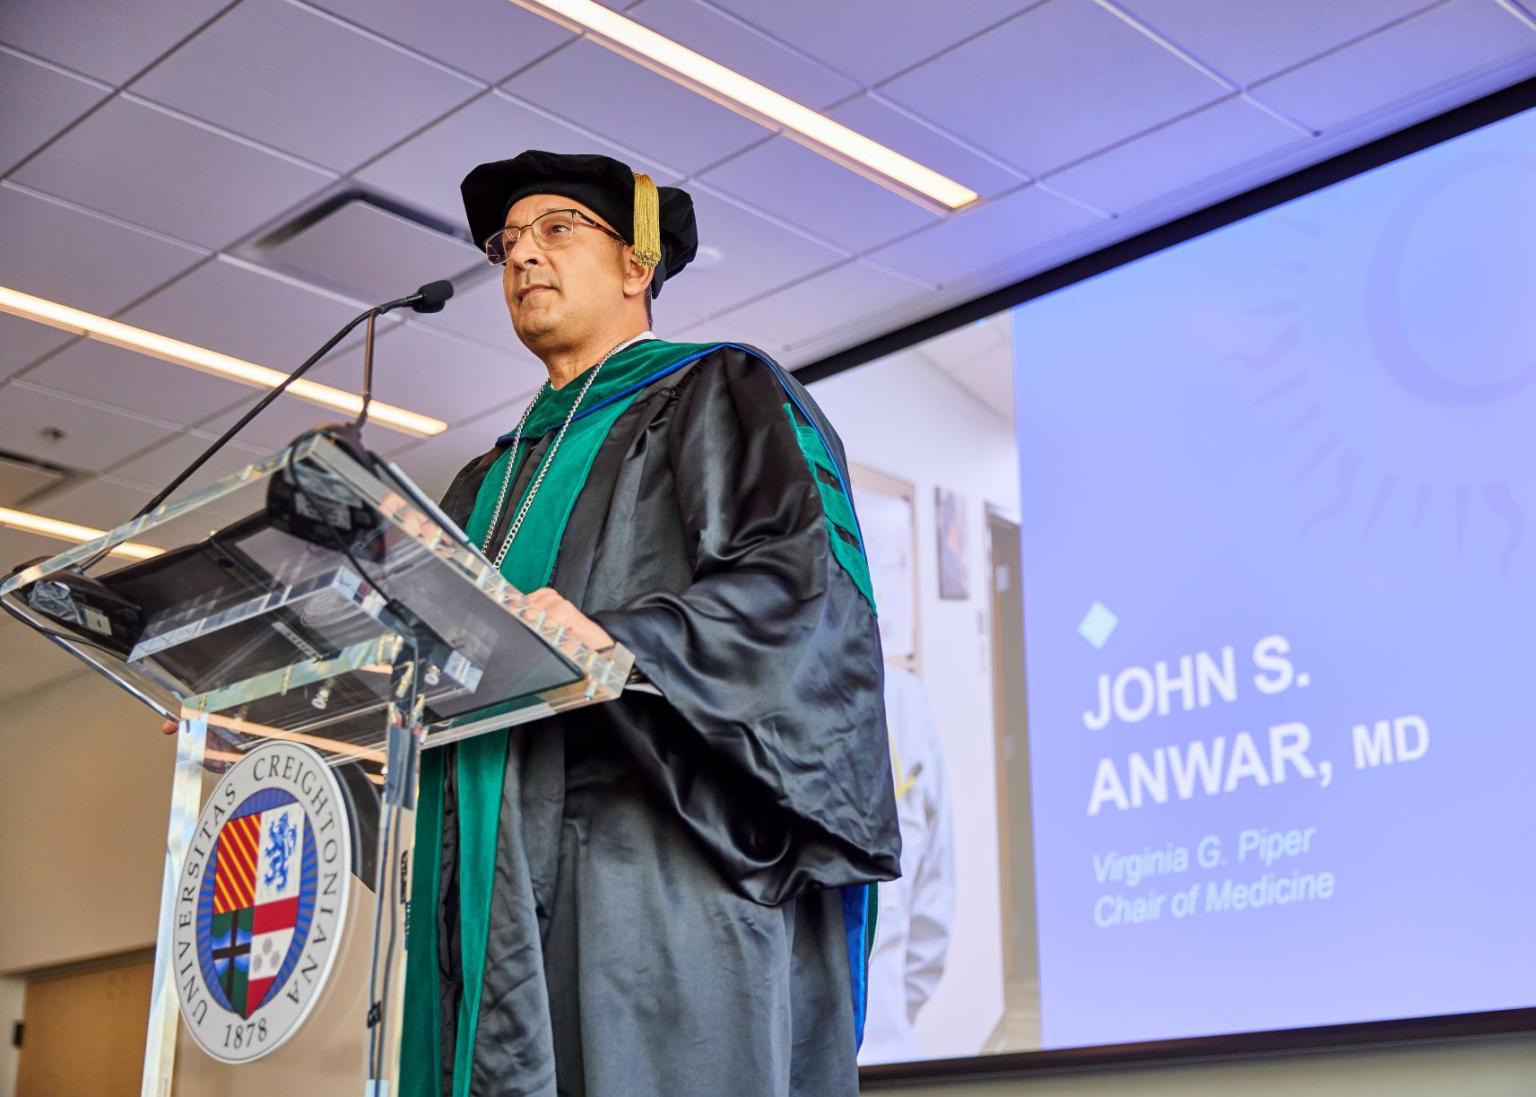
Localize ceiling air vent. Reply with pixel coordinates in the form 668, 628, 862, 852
0, 448, 76, 509
253, 192, 484, 304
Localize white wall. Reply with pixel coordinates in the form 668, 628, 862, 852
813, 349, 1020, 1059
0, 669, 170, 1095
0, 671, 171, 973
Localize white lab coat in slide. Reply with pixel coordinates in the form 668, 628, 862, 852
858, 666, 956, 1065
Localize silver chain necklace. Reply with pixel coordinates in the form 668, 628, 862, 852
480, 341, 627, 570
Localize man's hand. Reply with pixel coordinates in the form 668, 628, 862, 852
522, 587, 613, 652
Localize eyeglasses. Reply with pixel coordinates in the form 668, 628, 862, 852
483, 208, 626, 265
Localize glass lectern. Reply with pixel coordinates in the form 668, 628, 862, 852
0, 430, 633, 1096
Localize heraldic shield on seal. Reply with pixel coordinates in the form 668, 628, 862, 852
173, 740, 353, 1063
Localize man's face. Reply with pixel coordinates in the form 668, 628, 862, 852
500, 193, 627, 350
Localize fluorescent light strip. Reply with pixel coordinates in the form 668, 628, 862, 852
509, 0, 980, 211
0, 285, 447, 438
0, 505, 163, 559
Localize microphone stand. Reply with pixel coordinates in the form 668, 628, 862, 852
132, 280, 453, 522
355, 310, 378, 433
2, 279, 460, 741
133, 306, 378, 521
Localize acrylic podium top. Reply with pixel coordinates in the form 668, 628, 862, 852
1, 430, 632, 769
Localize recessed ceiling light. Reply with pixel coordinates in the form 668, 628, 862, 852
509, 0, 981, 212
0, 505, 162, 560
0, 285, 447, 438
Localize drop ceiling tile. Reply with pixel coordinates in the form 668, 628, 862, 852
120, 257, 382, 373
309, 321, 544, 423
669, 321, 786, 358
24, 339, 248, 426
146, 505, 258, 548
0, 316, 73, 380
880, 0, 1229, 175
131, 0, 480, 173
198, 389, 419, 452
701, 136, 940, 253
706, 0, 1039, 86
0, 49, 109, 174
0, 183, 206, 314
190, 392, 345, 451
623, 0, 860, 108
413, 274, 524, 354
867, 184, 1104, 287
36, 476, 156, 527
502, 40, 764, 174
388, 402, 531, 503
260, 200, 483, 303
1045, 94, 1309, 215
829, 94, 1025, 199
306, 0, 574, 83
106, 430, 272, 494
649, 188, 846, 330
1114, 0, 1443, 87
0, 0, 229, 85
709, 260, 931, 350
0, 447, 68, 505
1251, 0, 1536, 133
356, 92, 677, 229
12, 97, 332, 249
0, 382, 176, 471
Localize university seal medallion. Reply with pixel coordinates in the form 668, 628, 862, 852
172, 740, 351, 1063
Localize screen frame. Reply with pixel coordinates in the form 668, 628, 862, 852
860, 1008, 1536, 1087
810, 74, 1536, 1084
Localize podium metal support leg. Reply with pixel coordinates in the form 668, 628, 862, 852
141, 711, 208, 1097
364, 650, 425, 1095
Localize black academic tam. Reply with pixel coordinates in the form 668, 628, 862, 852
461, 149, 699, 298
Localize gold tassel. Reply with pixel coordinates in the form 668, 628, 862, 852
631, 172, 663, 269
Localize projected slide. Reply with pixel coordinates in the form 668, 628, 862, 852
1014, 103, 1536, 1048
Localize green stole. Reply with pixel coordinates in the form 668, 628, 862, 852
400, 338, 714, 1097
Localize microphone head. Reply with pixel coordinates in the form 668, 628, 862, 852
411, 280, 454, 313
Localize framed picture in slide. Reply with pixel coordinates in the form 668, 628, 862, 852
936, 486, 969, 601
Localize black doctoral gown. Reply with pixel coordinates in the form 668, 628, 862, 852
426, 344, 901, 1097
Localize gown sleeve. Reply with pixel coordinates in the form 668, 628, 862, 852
591, 346, 901, 905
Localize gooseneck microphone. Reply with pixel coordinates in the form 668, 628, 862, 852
31, 279, 459, 657
354, 280, 455, 432
131, 280, 456, 522
401, 279, 454, 314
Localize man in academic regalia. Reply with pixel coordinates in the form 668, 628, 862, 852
398, 150, 901, 1097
